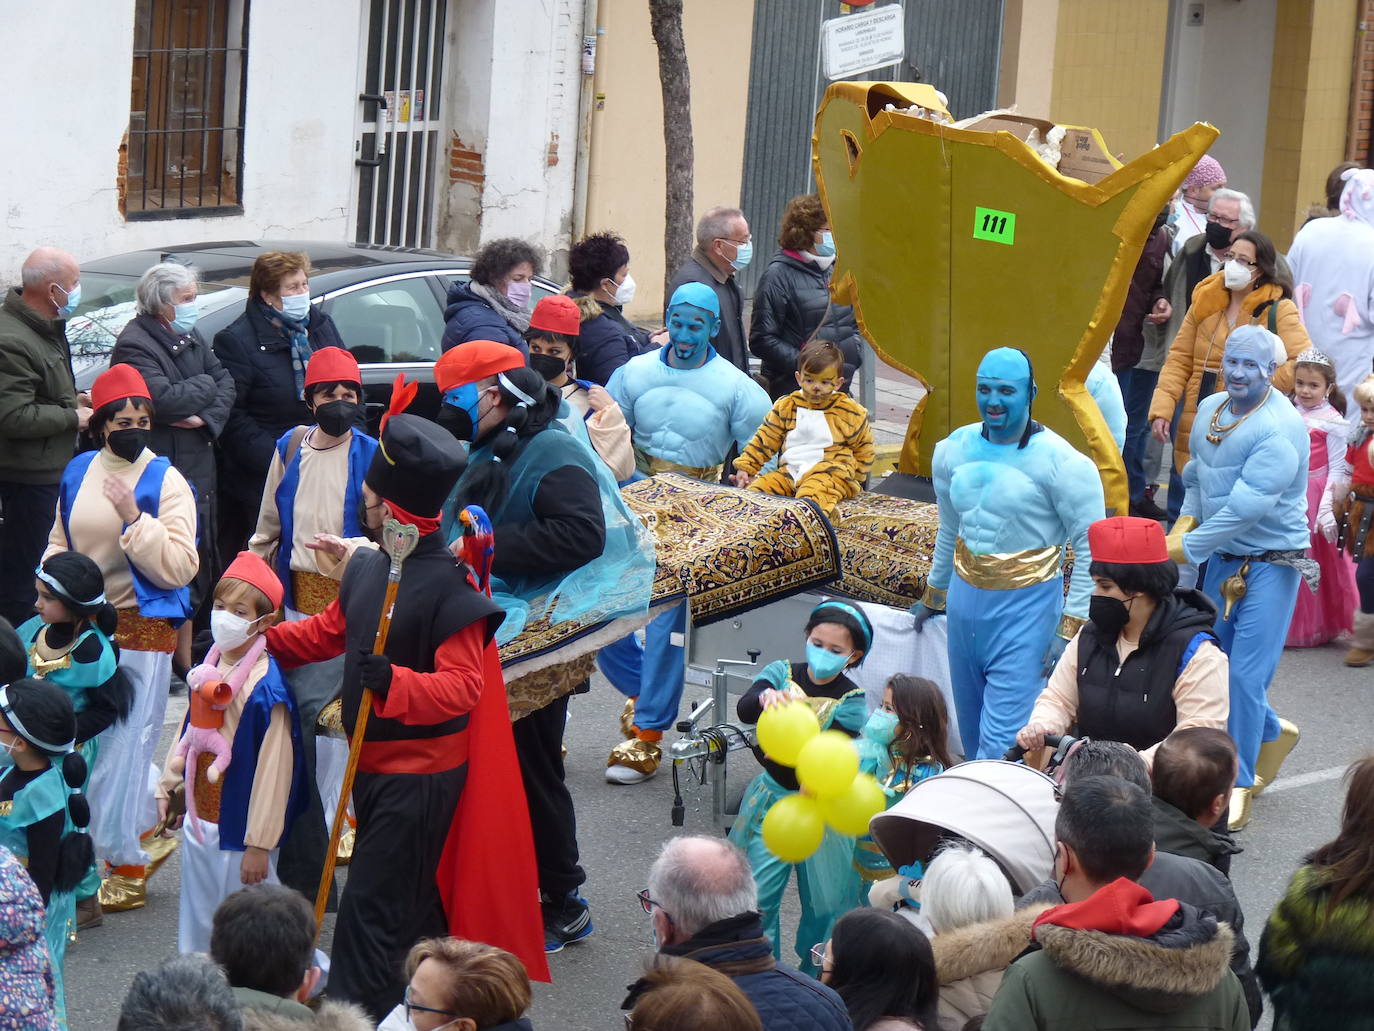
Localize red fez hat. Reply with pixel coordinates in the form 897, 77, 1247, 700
434, 340, 525, 392
305, 346, 361, 388
529, 295, 581, 337
1088, 516, 1169, 565
91, 364, 151, 413
221, 550, 283, 610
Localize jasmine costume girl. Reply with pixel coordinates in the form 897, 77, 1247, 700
731, 600, 873, 975
0, 678, 96, 1028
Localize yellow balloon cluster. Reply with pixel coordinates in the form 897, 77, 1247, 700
755, 700, 887, 864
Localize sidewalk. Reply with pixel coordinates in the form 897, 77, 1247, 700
871, 358, 925, 446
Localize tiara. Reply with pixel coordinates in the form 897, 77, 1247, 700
1295, 347, 1334, 369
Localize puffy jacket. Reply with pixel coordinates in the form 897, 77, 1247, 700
567, 290, 649, 386
749, 250, 864, 398
1152, 794, 1241, 877
932, 905, 1049, 1031
1112, 226, 1171, 371
622, 912, 852, 1031
212, 301, 344, 514
0, 289, 79, 484
667, 248, 749, 373
1257, 864, 1374, 1031
440, 281, 527, 355
988, 880, 1248, 1031
1147, 273, 1308, 473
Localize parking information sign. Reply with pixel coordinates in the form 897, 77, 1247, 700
821, 5, 905, 81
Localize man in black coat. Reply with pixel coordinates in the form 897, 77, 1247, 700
667, 207, 753, 374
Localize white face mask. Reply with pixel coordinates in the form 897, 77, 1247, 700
609, 273, 636, 306
1223, 259, 1254, 291
210, 610, 262, 652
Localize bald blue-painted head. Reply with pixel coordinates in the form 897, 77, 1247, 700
976, 346, 1036, 444
665, 282, 722, 368
1223, 325, 1283, 413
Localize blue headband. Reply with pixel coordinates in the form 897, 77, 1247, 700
811, 600, 873, 652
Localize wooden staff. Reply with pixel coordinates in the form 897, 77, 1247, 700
314, 517, 421, 935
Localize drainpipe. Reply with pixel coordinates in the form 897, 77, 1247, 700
572, 0, 601, 242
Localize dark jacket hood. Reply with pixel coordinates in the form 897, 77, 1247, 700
1139, 587, 1218, 647
622, 912, 773, 1008
1152, 794, 1242, 866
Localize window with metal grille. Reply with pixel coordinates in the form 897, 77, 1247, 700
125, 0, 249, 219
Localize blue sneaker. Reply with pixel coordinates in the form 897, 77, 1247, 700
543, 892, 593, 954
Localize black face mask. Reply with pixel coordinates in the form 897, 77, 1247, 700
1204, 220, 1234, 251
1088, 594, 1133, 638
529, 353, 568, 383
436, 405, 474, 442
314, 400, 362, 437
106, 428, 150, 463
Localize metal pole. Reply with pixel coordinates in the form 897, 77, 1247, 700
571, 0, 600, 242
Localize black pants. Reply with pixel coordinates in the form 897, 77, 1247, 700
275, 658, 344, 909
330, 764, 465, 1022
513, 691, 585, 899
0, 481, 59, 628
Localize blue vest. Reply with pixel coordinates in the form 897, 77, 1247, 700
272, 427, 377, 611
181, 656, 305, 852
59, 451, 192, 625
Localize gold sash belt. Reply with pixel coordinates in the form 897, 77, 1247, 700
954, 538, 1062, 590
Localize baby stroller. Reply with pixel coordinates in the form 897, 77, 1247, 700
868, 749, 1064, 897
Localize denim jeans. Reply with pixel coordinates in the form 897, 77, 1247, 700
1115, 368, 1159, 501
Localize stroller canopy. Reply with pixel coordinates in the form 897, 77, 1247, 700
869, 760, 1058, 896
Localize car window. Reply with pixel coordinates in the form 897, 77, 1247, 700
325, 276, 445, 365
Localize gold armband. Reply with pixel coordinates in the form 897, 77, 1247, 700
921, 585, 947, 612
1056, 614, 1087, 640
1165, 516, 1199, 564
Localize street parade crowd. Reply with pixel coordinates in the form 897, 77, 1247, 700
1, 160, 1374, 1031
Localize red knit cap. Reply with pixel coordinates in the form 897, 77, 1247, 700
434, 340, 525, 392
529, 295, 581, 337
91, 364, 151, 413
305, 346, 361, 388
1088, 516, 1169, 565
220, 550, 283, 610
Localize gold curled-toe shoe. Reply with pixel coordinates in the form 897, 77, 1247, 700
1252, 719, 1300, 795
336, 823, 356, 866
142, 832, 179, 878
618, 698, 637, 740
1228, 785, 1256, 832
606, 738, 661, 785
98, 870, 148, 912
317, 699, 347, 739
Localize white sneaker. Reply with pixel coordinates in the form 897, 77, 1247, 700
605, 762, 657, 785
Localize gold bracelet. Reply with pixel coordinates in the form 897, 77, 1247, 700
1057, 614, 1087, 640
921, 585, 947, 612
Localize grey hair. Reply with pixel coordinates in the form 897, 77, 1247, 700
647, 836, 758, 938
1063, 739, 1151, 792
19, 249, 74, 290
117, 954, 243, 1031
696, 207, 746, 250
1210, 188, 1256, 230
921, 843, 1014, 934
135, 262, 199, 316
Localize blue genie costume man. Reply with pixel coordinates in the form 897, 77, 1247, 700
914, 347, 1105, 759
1166, 324, 1310, 830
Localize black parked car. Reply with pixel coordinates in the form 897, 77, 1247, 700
70, 239, 556, 428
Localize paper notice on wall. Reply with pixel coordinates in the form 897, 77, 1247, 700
383, 90, 425, 124
821, 5, 905, 80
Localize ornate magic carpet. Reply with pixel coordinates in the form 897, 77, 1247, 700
827, 490, 941, 608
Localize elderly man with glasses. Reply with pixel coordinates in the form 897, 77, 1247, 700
667, 207, 754, 373
623, 836, 851, 1031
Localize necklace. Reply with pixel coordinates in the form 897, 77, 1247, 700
28, 624, 84, 677
1206, 389, 1269, 444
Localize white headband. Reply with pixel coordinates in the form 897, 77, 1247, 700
0, 684, 74, 755
35, 567, 105, 610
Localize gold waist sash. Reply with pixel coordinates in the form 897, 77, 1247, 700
954, 538, 1062, 590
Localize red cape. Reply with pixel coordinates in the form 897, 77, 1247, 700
436, 641, 551, 982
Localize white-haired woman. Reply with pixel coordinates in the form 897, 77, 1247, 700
110, 261, 234, 671
918, 844, 1044, 1031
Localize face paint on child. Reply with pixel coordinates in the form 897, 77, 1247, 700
796, 365, 843, 403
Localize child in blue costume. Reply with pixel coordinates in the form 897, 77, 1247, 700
601, 282, 772, 784
0, 677, 96, 1028
731, 600, 874, 976
853, 674, 954, 892
1166, 325, 1310, 831
20, 552, 131, 923
913, 347, 1105, 760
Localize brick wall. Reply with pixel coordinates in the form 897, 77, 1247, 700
1351, 0, 1374, 163
449, 132, 484, 192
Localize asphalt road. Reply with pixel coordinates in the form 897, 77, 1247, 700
65, 635, 1368, 1031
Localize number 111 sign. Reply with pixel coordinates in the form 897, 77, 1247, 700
973, 206, 1017, 245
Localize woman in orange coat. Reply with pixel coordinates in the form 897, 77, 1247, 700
1149, 230, 1309, 491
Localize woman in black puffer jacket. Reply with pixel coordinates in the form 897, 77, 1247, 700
749, 194, 865, 399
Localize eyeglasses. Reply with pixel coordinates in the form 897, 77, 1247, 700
1226, 254, 1257, 268
403, 985, 460, 1023
636, 888, 667, 916
715, 236, 751, 248
810, 940, 829, 969
1206, 212, 1241, 229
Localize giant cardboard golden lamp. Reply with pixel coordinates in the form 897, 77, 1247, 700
813, 81, 1219, 514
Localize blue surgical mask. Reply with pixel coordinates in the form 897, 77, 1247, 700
805, 642, 850, 681
815, 231, 836, 257
53, 281, 81, 319
171, 299, 200, 335
862, 708, 898, 745
279, 291, 311, 321
729, 240, 753, 271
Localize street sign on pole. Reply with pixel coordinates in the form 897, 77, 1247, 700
821, 5, 905, 81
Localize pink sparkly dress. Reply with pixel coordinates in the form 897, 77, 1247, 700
1286, 400, 1357, 646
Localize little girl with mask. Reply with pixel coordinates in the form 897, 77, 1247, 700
732, 599, 874, 976
156, 551, 304, 954
853, 674, 953, 891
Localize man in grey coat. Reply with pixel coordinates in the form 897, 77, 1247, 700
668, 207, 753, 374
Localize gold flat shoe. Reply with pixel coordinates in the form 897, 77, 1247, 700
142, 832, 179, 878
1228, 786, 1254, 832
1253, 719, 1300, 795
336, 823, 355, 866
618, 698, 637, 740
98, 872, 147, 912
606, 738, 661, 784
